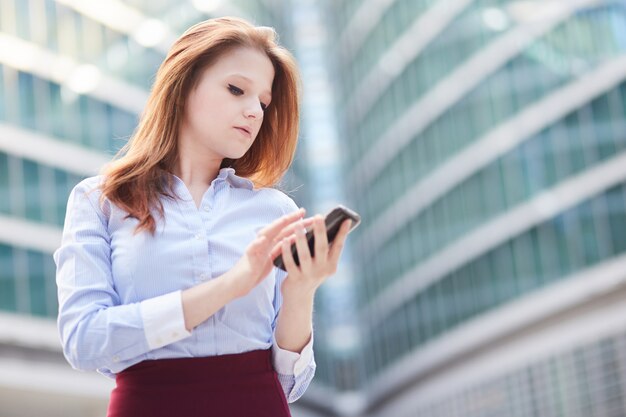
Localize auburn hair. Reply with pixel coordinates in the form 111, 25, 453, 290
99, 16, 301, 235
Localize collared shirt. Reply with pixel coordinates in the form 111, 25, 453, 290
54, 167, 315, 403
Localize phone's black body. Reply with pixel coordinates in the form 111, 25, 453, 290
272, 205, 361, 271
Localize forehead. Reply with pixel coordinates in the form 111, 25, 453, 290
202, 47, 274, 94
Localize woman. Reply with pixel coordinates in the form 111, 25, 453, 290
54, 16, 352, 417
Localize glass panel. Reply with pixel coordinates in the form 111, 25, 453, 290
0, 152, 9, 214
608, 185, 626, 255
0, 65, 5, 121
44, 0, 58, 52
86, 98, 110, 151
15, 0, 30, 40
32, 76, 51, 134
18, 72, 36, 130
38, 164, 57, 224
8, 155, 24, 217
56, 6, 78, 57
0, 244, 16, 312
23, 159, 42, 222
108, 106, 136, 152
12, 247, 29, 313
26, 250, 47, 316
48, 82, 64, 139
0, 0, 17, 35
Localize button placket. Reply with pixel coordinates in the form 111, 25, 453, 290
195, 182, 220, 285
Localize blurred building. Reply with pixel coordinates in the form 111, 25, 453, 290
5, 1, 626, 417
317, 0, 626, 416
0, 1, 321, 417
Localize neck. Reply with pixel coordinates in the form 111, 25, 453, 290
174, 131, 223, 189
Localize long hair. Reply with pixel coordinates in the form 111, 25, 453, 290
99, 17, 301, 234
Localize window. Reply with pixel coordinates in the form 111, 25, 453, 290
607, 185, 626, 255
0, 153, 9, 214
18, 72, 36, 130
44, 0, 58, 51
48, 82, 64, 139
0, 244, 16, 312
32, 76, 52, 134
27, 250, 48, 317
0, 65, 5, 121
578, 201, 601, 266
23, 159, 42, 222
15, 0, 31, 40
0, 0, 17, 35
38, 165, 56, 224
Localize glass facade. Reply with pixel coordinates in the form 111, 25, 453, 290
0, 0, 140, 317
324, 0, 626, 415
6, 0, 626, 415
412, 331, 626, 417
365, 183, 626, 376
0, 2, 322, 417
0, 1, 296, 321
360, 82, 626, 308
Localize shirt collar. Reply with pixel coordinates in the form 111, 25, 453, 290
163, 167, 254, 191
220, 167, 254, 190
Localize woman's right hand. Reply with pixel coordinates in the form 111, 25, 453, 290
229, 208, 315, 298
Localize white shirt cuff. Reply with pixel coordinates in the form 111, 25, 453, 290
140, 290, 192, 350
271, 328, 314, 376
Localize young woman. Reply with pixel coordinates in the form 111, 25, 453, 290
54, 16, 352, 417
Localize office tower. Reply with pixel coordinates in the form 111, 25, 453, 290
0, 1, 302, 416
322, 0, 626, 416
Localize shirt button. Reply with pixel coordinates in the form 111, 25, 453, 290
203, 205, 211, 211
112, 355, 120, 363
195, 233, 203, 240
171, 331, 179, 338
200, 273, 208, 281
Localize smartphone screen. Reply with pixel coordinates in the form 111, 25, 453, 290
273, 205, 361, 271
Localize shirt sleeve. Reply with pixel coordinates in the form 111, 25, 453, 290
54, 179, 191, 372
271, 266, 317, 403
269, 192, 317, 403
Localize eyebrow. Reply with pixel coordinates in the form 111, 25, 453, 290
228, 73, 272, 99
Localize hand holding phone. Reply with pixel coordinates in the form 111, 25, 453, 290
273, 205, 361, 271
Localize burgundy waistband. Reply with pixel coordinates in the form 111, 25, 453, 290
116, 349, 273, 386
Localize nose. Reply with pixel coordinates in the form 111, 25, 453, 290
243, 101, 264, 119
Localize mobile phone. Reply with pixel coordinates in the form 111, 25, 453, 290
273, 205, 361, 271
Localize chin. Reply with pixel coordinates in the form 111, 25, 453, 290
224, 149, 251, 160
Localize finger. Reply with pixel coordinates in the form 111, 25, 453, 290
269, 230, 298, 260
293, 219, 312, 270
329, 219, 351, 264
271, 216, 316, 246
312, 215, 328, 262
281, 237, 299, 272
257, 208, 305, 238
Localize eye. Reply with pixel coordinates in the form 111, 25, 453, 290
229, 84, 268, 112
228, 84, 243, 96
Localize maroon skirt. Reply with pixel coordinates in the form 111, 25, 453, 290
107, 349, 291, 417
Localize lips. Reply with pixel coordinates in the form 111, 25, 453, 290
234, 126, 252, 138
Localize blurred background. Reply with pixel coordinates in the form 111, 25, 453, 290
1, 0, 626, 416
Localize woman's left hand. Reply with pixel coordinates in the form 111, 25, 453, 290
271, 214, 352, 299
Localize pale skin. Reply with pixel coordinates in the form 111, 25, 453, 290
173, 46, 351, 355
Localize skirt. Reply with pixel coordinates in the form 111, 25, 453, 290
106, 349, 292, 417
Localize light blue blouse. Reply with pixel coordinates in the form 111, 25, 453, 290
54, 167, 315, 403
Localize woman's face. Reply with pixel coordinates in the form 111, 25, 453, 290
180, 46, 275, 161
